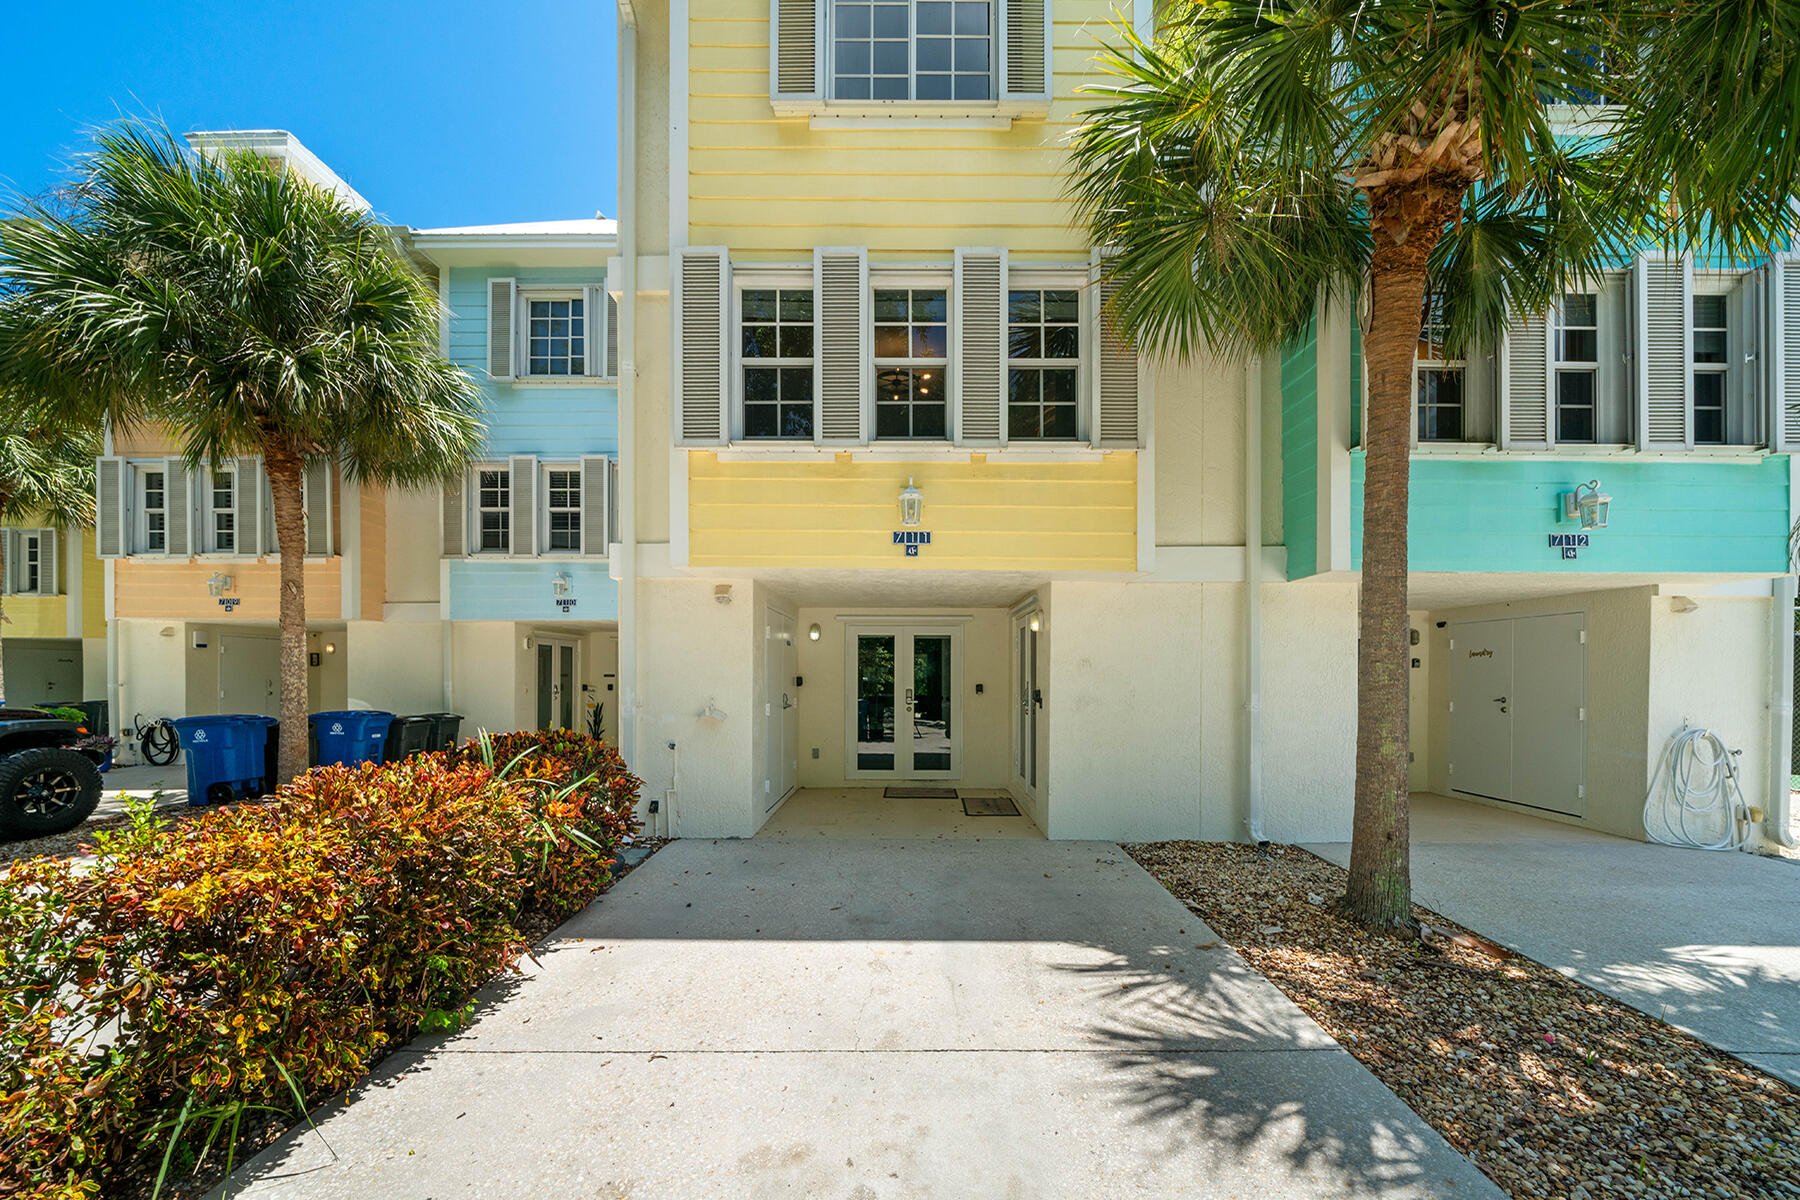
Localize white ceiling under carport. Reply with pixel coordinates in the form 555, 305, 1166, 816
1406, 571, 1783, 612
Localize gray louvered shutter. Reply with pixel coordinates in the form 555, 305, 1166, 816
608, 458, 620, 544
162, 457, 191, 557
580, 455, 611, 555
509, 455, 538, 557
94, 457, 126, 559
953, 248, 1007, 445
303, 458, 333, 556
605, 292, 621, 379
1001, 0, 1050, 103
1769, 260, 1800, 452
1499, 310, 1551, 449
38, 527, 57, 596
1093, 255, 1141, 447
487, 277, 516, 380
0, 531, 14, 594
1636, 254, 1692, 449
770, 0, 822, 105
442, 471, 465, 556
234, 456, 261, 556
583, 285, 603, 377
674, 248, 730, 446
815, 247, 869, 444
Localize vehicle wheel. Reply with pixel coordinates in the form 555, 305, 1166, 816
141, 722, 179, 766
0, 747, 103, 837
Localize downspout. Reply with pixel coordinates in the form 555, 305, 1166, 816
1245, 356, 1267, 846
102, 420, 124, 754
1767, 574, 1797, 847
617, 1, 645, 829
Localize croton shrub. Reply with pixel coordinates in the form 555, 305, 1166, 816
0, 733, 641, 1199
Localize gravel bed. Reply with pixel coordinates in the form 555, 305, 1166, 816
0, 803, 209, 864
1126, 841, 1798, 1200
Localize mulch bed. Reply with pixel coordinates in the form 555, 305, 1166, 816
0, 804, 205, 865
1125, 841, 1799, 1200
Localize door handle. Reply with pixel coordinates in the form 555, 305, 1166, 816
781, 693, 793, 710
1492, 697, 1507, 703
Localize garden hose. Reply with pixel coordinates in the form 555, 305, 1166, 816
1642, 725, 1756, 851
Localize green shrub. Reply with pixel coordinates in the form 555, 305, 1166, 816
0, 735, 641, 1198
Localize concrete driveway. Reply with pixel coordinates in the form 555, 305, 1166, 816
217, 838, 1499, 1199
1308, 794, 1800, 1086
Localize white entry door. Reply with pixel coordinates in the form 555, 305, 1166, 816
535, 639, 579, 730
847, 626, 960, 780
764, 609, 799, 812
1014, 615, 1039, 794
1447, 613, 1585, 816
219, 635, 280, 715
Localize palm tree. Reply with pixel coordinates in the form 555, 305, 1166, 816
0, 123, 483, 781
1068, 0, 1795, 928
0, 411, 99, 704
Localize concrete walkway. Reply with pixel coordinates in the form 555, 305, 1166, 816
217, 839, 1499, 1199
1308, 793, 1800, 1086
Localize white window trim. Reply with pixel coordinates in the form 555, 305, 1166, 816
469, 463, 513, 556
3, 529, 50, 596
513, 288, 591, 383
1553, 291, 1602, 445
1005, 279, 1085, 444
873, 281, 951, 442
202, 462, 238, 556
1690, 273, 1751, 447
540, 462, 585, 556
136, 464, 168, 557
732, 269, 818, 443
827, 0, 996, 105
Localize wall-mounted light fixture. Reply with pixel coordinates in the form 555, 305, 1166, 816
552, 571, 573, 597
324, 641, 337, 655
808, 623, 822, 641
1028, 611, 1042, 633
714, 584, 733, 605
1563, 480, 1612, 530
1669, 595, 1700, 614
899, 476, 924, 527
206, 572, 235, 597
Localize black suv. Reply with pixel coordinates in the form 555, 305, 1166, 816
0, 709, 104, 837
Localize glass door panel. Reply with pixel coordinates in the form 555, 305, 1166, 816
557, 644, 576, 729
856, 633, 897, 771
911, 634, 953, 772
535, 644, 554, 730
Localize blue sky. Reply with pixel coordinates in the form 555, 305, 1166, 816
0, 2, 619, 229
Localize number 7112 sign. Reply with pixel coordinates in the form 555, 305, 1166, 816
1548, 533, 1591, 560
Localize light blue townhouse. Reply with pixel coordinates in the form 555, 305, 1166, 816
375, 219, 623, 739
1280, 245, 1799, 847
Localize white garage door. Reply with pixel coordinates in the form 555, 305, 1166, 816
1448, 612, 1586, 817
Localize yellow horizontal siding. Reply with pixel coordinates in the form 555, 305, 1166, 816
79, 532, 105, 638
685, 0, 1125, 256
688, 452, 1136, 570
115, 560, 344, 621
3, 595, 68, 639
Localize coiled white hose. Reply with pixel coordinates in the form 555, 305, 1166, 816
1642, 725, 1756, 851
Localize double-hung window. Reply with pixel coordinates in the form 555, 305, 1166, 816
742, 288, 816, 439
477, 469, 511, 553
545, 468, 582, 552
1554, 293, 1600, 443
1006, 288, 1079, 439
526, 293, 585, 377
874, 288, 949, 438
1415, 292, 1465, 442
140, 469, 167, 554
832, 0, 992, 100
1691, 294, 1729, 445
19, 533, 40, 594
208, 466, 236, 553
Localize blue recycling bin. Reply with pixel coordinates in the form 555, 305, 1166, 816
171, 715, 273, 807
309, 710, 395, 767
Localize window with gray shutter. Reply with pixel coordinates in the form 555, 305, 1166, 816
605, 292, 621, 379
675, 248, 731, 446
771, 0, 822, 104
1092, 256, 1141, 448
815, 247, 870, 444
953, 248, 1006, 445
162, 457, 192, 558
1635, 254, 1692, 450
442, 471, 466, 557
1770, 259, 1800, 451
580, 455, 611, 556
37, 527, 57, 597
235, 456, 263, 556
1002, 0, 1049, 102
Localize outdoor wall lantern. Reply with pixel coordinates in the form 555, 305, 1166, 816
1563, 480, 1612, 530
552, 571, 573, 597
1029, 611, 1042, 633
324, 642, 337, 655
206, 572, 235, 597
808, 623, 822, 641
899, 476, 925, 527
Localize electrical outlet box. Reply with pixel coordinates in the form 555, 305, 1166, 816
811, 747, 820, 759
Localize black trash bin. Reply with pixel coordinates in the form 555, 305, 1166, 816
247, 717, 280, 798
421, 713, 464, 751
385, 715, 438, 762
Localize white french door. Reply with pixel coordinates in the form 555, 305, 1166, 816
535, 638, 579, 731
1013, 614, 1039, 795
846, 625, 961, 780
764, 609, 799, 812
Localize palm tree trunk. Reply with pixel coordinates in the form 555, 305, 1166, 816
1343, 188, 1456, 930
0, 530, 8, 708
265, 451, 310, 782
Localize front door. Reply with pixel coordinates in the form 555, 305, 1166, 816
849, 626, 960, 779
764, 609, 798, 811
535, 639, 578, 731
219, 635, 280, 715
1015, 617, 1038, 793
1447, 619, 1514, 802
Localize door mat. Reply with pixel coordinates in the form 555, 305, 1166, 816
961, 792, 1021, 817
883, 786, 960, 799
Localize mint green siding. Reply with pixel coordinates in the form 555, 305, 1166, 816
1351, 455, 1791, 574
1280, 320, 1319, 579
